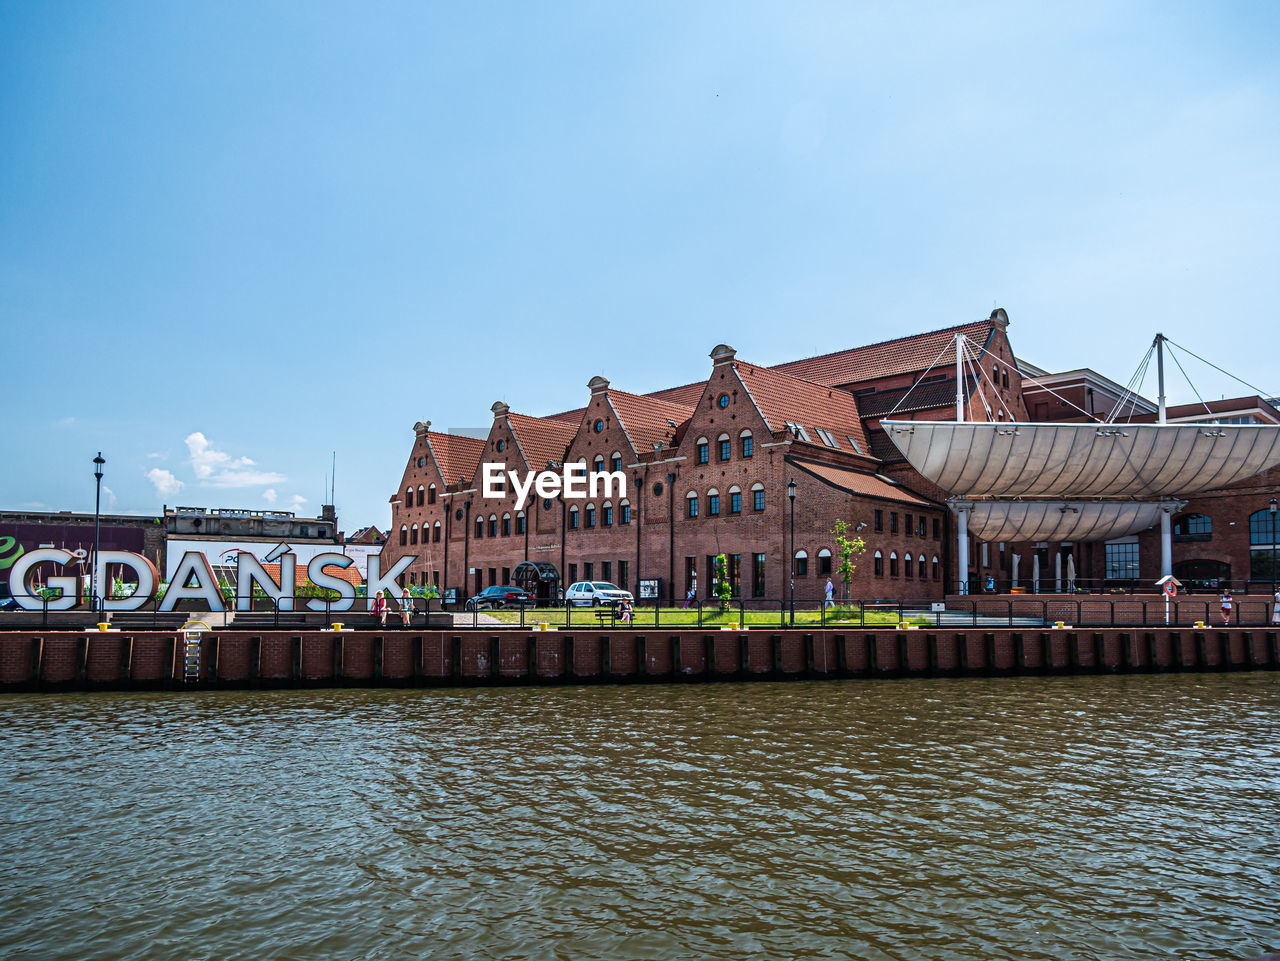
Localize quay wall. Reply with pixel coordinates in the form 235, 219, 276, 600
1, 628, 1278, 692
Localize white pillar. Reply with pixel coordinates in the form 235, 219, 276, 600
957, 507, 969, 595
1160, 510, 1173, 579
1054, 548, 1062, 593
1032, 553, 1040, 594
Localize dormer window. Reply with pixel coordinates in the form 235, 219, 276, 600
815, 428, 839, 448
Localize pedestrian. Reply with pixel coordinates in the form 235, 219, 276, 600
373, 589, 387, 628
619, 598, 633, 625
1219, 589, 1233, 627
400, 587, 413, 628
684, 584, 696, 609
1272, 587, 1280, 626
824, 577, 834, 609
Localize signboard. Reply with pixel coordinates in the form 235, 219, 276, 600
639, 578, 660, 601
444, 587, 459, 606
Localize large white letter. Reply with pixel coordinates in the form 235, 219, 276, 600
235, 552, 295, 611
510, 470, 536, 512
534, 471, 561, 499
96, 551, 159, 611
8, 548, 79, 611
364, 553, 414, 610
159, 551, 226, 612
563, 462, 587, 498
589, 470, 627, 499
306, 553, 358, 612
482, 462, 505, 499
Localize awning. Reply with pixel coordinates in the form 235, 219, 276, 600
952, 499, 1181, 542
883, 421, 1280, 497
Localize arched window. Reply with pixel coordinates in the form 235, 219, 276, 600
904, 552, 913, 577
400, 525, 408, 546
918, 555, 926, 579
728, 485, 742, 514
433, 522, 441, 543
475, 516, 484, 539
405, 488, 413, 507
874, 550, 883, 577
1174, 513, 1212, 537
717, 433, 731, 462
593, 455, 605, 474
515, 511, 525, 535
751, 482, 765, 512
428, 484, 436, 504
932, 555, 940, 580
1249, 508, 1279, 581
818, 547, 832, 575
417, 485, 425, 506
740, 429, 754, 459
696, 437, 709, 464
502, 513, 511, 536
602, 501, 613, 526
708, 488, 720, 516
611, 451, 622, 473
488, 514, 497, 538
411, 523, 419, 545
889, 551, 899, 577
569, 506, 579, 530
620, 500, 631, 524
794, 550, 808, 577
687, 491, 699, 518
585, 504, 596, 528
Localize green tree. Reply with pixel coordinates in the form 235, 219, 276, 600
712, 553, 733, 612
832, 518, 867, 606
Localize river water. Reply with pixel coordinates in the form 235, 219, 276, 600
1, 675, 1277, 961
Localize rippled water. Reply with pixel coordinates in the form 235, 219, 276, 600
1, 675, 1278, 961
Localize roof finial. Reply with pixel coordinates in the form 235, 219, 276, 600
710, 344, 736, 365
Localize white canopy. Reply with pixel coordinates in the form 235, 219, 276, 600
884, 421, 1280, 498
954, 499, 1177, 542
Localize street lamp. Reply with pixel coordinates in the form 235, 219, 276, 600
1269, 496, 1277, 595
788, 478, 797, 626
92, 452, 105, 615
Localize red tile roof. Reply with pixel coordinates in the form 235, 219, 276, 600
606, 389, 694, 453
733, 360, 871, 453
545, 407, 587, 424
770, 319, 997, 387
507, 412, 578, 470
645, 380, 706, 407
263, 560, 364, 589
792, 461, 934, 506
426, 431, 486, 487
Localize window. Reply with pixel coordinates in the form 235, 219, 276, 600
687, 492, 698, 518
846, 435, 863, 454
818, 548, 832, 575
400, 525, 408, 546
741, 430, 754, 458
752, 485, 765, 512
410, 524, 418, 545
784, 421, 812, 442
1249, 509, 1279, 581
516, 512, 525, 534
603, 503, 613, 526
890, 512, 898, 533
489, 568, 497, 586
1251, 509, 1278, 545
611, 453, 622, 473
729, 487, 742, 514
933, 517, 940, 539
502, 513, 511, 536
919, 517, 927, 538
696, 438, 709, 464
405, 488, 413, 507
586, 505, 596, 528
794, 550, 808, 576
890, 552, 900, 577
904, 552, 913, 578
708, 489, 720, 516
874, 550, 883, 577
919, 556, 927, 579
593, 419, 604, 433
752, 553, 766, 597
433, 522, 441, 543
1174, 513, 1212, 538
428, 484, 436, 504
488, 515, 497, 538
905, 513, 913, 537
584, 562, 594, 580
569, 564, 578, 583
1002, 369, 1009, 389
875, 510, 883, 532
620, 501, 631, 524
718, 434, 731, 461
569, 507, 579, 530
932, 556, 940, 580
1104, 541, 1140, 579
475, 516, 484, 539
718, 393, 730, 408
594, 455, 605, 474
417, 486, 425, 506
602, 561, 611, 582
619, 560, 629, 588
497, 440, 505, 452
816, 428, 839, 448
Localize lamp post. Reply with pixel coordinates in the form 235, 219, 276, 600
92, 452, 105, 616
1270, 497, 1277, 595
788, 478, 796, 626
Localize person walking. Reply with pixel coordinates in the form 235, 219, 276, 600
824, 577, 835, 609
400, 587, 413, 628
684, 578, 696, 609
1271, 587, 1280, 626
1219, 589, 1233, 627
373, 589, 387, 628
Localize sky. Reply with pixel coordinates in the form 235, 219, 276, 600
2, 1, 1278, 531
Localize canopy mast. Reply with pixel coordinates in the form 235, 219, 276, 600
955, 333, 965, 423
1155, 333, 1173, 578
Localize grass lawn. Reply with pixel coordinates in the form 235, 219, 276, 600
481, 605, 927, 628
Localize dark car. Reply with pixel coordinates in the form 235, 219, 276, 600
464, 585, 536, 611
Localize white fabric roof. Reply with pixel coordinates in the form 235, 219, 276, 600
953, 499, 1178, 542
883, 421, 1280, 497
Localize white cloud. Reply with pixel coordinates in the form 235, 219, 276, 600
290, 494, 308, 509
262, 489, 278, 504
146, 468, 184, 498
54, 416, 76, 428
103, 485, 118, 507
146, 452, 166, 460
20, 500, 46, 509
184, 431, 286, 488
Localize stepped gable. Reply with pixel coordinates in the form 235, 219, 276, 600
770, 317, 998, 388
506, 411, 578, 470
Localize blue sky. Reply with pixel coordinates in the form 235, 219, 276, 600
2, 1, 1278, 530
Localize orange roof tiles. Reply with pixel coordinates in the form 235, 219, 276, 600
770, 319, 996, 387
793, 461, 933, 506
507, 412, 578, 470
263, 560, 364, 589
426, 431, 486, 487
607, 389, 694, 452
733, 360, 871, 453
645, 381, 706, 407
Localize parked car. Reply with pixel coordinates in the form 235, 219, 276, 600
463, 585, 536, 611
564, 581, 634, 607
